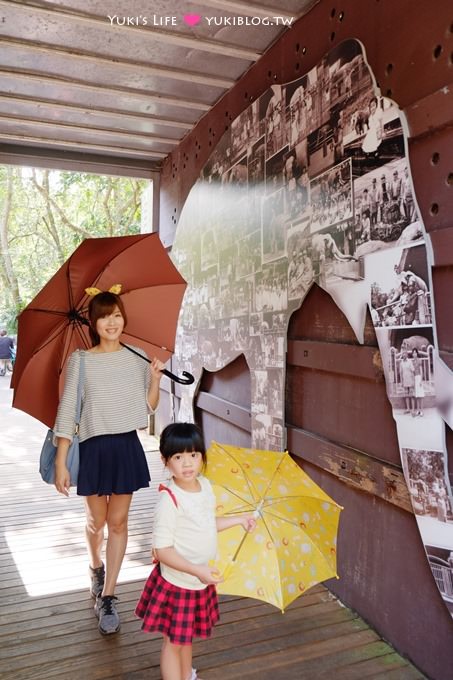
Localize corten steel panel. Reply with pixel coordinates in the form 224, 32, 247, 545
286, 286, 401, 467
288, 283, 379, 347
286, 367, 400, 465
446, 428, 453, 480
408, 129, 453, 235
195, 410, 252, 449
159, 2, 453, 679
198, 354, 251, 407
299, 459, 453, 680
286, 288, 453, 679
431, 266, 453, 355
195, 355, 252, 447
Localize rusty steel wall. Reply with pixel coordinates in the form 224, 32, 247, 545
159, 2, 453, 679
287, 285, 453, 680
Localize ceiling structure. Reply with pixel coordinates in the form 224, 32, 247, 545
0, 0, 318, 174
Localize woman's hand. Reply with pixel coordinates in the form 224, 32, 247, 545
54, 462, 70, 497
147, 357, 165, 410
150, 357, 165, 380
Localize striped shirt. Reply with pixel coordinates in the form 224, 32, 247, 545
54, 346, 153, 443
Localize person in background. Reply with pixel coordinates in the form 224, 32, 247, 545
0, 329, 14, 376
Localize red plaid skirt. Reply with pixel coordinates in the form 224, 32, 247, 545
135, 565, 220, 645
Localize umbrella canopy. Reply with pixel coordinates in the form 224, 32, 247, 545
205, 441, 342, 612
12, 233, 187, 427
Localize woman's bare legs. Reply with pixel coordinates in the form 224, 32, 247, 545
104, 494, 132, 595
84, 493, 132, 594
84, 495, 107, 570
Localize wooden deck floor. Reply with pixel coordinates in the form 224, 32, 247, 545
0, 381, 427, 679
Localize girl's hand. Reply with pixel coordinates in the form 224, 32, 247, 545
54, 463, 70, 497
241, 515, 257, 532
196, 564, 224, 585
150, 357, 165, 380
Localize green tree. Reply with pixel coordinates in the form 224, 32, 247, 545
0, 167, 147, 332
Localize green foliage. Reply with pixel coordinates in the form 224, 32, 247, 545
0, 167, 149, 331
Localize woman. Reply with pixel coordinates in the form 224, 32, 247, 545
54, 289, 165, 635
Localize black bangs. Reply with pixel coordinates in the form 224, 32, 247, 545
160, 423, 206, 459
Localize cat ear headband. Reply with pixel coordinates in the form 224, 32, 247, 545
85, 284, 122, 296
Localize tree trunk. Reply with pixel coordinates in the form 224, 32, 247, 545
0, 168, 22, 309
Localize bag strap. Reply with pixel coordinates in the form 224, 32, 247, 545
158, 483, 178, 507
152, 483, 178, 565
74, 351, 85, 427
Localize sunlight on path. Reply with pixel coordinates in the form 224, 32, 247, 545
0, 376, 165, 597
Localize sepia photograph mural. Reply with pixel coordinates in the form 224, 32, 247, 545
169, 39, 453, 618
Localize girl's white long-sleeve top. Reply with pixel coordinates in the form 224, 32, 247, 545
153, 476, 218, 590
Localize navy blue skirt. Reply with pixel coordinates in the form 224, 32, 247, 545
77, 431, 151, 496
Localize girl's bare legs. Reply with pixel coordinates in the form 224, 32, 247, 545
84, 493, 132, 594
161, 637, 185, 680
181, 644, 193, 680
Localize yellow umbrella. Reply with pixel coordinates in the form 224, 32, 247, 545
205, 441, 343, 612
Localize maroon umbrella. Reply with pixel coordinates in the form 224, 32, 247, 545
12, 233, 192, 428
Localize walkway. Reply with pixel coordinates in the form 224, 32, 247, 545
0, 376, 427, 679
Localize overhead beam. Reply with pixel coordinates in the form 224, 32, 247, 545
0, 113, 181, 147
0, 95, 191, 132
0, 143, 161, 176
5, 0, 261, 61
2, 38, 236, 90
197, 0, 300, 20
0, 133, 168, 160
0, 69, 211, 113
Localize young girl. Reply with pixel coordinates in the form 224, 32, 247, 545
135, 423, 256, 680
412, 347, 427, 417
54, 289, 165, 635
399, 349, 416, 416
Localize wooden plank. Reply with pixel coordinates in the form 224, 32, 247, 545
0, 387, 424, 680
0, 600, 351, 664
200, 629, 380, 679
287, 426, 413, 513
368, 667, 427, 679
316, 651, 411, 679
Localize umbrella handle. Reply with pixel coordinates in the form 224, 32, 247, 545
162, 368, 195, 385
120, 343, 195, 385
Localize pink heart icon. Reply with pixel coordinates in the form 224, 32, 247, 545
183, 14, 201, 26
